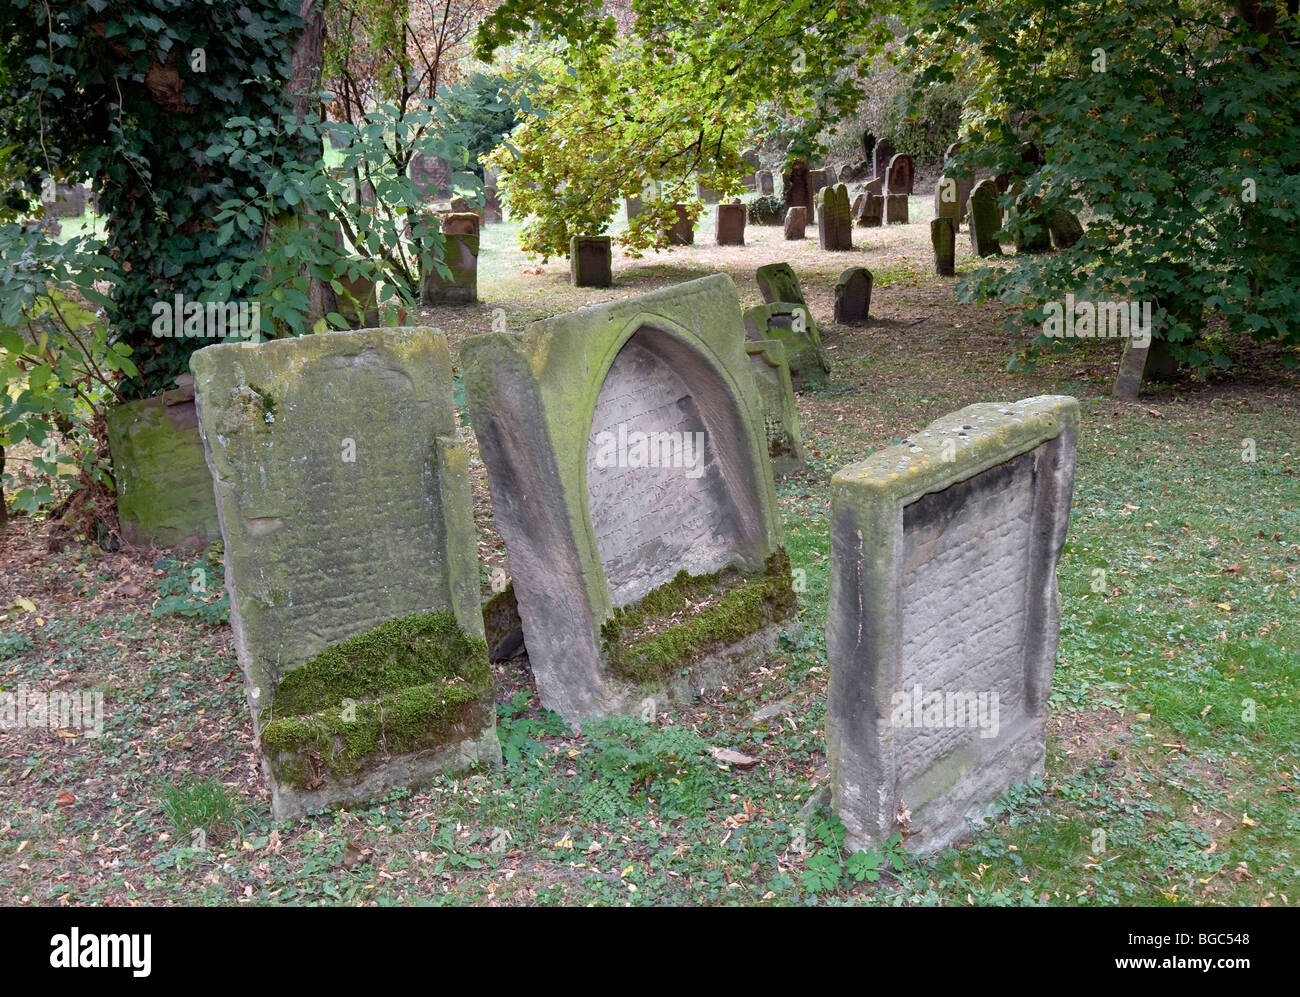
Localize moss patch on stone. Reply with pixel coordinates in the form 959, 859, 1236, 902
600, 550, 796, 685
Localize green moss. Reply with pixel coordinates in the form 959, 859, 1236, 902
271, 611, 488, 717
601, 550, 796, 685
258, 610, 492, 787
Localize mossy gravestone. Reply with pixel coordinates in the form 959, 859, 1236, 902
827, 395, 1079, 853
463, 274, 795, 723
968, 179, 1003, 257
931, 217, 956, 277
750, 263, 830, 387
191, 328, 499, 819
745, 339, 807, 478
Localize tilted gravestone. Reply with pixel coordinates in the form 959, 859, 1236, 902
742, 303, 831, 389
463, 274, 796, 722
716, 202, 746, 246
886, 154, 915, 196
745, 339, 807, 478
755, 261, 807, 308
834, 267, 872, 324
191, 328, 500, 819
827, 395, 1079, 853
931, 217, 956, 276
784, 205, 807, 240
967, 179, 1003, 257
1048, 208, 1085, 249
741, 148, 761, 170
422, 214, 479, 304
571, 235, 613, 287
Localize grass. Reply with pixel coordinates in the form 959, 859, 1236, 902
1, 188, 1297, 905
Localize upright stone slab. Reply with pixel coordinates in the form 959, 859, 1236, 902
782, 159, 814, 217
422, 220, 479, 304
827, 395, 1079, 854
886, 154, 915, 196
817, 185, 852, 250
834, 267, 872, 324
784, 206, 807, 240
885, 193, 909, 224
191, 328, 500, 819
1113, 339, 1150, 400
741, 148, 761, 170
968, 179, 1003, 257
741, 302, 830, 389
872, 139, 896, 180
463, 275, 795, 722
483, 186, 503, 223
935, 174, 970, 229
755, 262, 807, 307
1048, 208, 1084, 249
758, 170, 774, 195
931, 217, 956, 276
106, 378, 221, 549
858, 192, 884, 227
570, 235, 613, 287
666, 203, 695, 245
745, 339, 807, 478
409, 153, 450, 200
835, 184, 853, 247
716, 202, 746, 246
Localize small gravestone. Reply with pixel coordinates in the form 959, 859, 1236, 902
409, 153, 450, 200
886, 154, 915, 196
758, 170, 774, 195
817, 184, 852, 251
784, 206, 807, 240
625, 196, 644, 221
808, 168, 834, 198
1113, 338, 1150, 400
873, 139, 895, 180
934, 175, 970, 229
483, 187, 503, 223
967, 179, 1003, 257
834, 267, 872, 324
191, 327, 501, 819
863, 176, 883, 196
742, 148, 761, 170
931, 217, 956, 276
666, 203, 695, 245
697, 183, 720, 204
858, 192, 884, 227
746, 339, 807, 478
570, 235, 613, 287
463, 275, 795, 722
716, 202, 746, 246
422, 218, 479, 304
827, 395, 1080, 853
1048, 208, 1084, 249
885, 193, 909, 224
755, 261, 807, 306
742, 302, 830, 388
835, 184, 853, 247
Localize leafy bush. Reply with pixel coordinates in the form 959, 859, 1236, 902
578, 714, 724, 820
151, 550, 229, 626
745, 193, 786, 225
497, 692, 568, 765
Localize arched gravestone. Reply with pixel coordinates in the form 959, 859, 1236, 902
463, 275, 795, 723
873, 139, 896, 180
886, 153, 915, 195
191, 328, 500, 820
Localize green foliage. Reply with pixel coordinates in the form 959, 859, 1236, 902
497, 692, 568, 765
150, 551, 229, 626
578, 714, 724, 820
909, 0, 1300, 370
0, 224, 134, 518
800, 816, 907, 895
745, 193, 786, 225
442, 72, 520, 170
0, 0, 306, 397
160, 776, 248, 839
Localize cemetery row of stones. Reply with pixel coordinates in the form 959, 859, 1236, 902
184, 265, 1079, 856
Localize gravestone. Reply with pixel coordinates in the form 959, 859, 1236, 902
858, 192, 884, 227
191, 327, 500, 819
43, 181, 87, 218
422, 217, 479, 304
755, 261, 807, 307
784, 206, 807, 240
817, 184, 852, 251
863, 176, 883, 196
885, 193, 909, 224
463, 274, 795, 722
742, 148, 762, 170
570, 235, 613, 287
742, 303, 831, 389
483, 187, 503, 223
716, 202, 746, 246
666, 203, 695, 245
834, 267, 872, 324
1048, 208, 1084, 249
886, 154, 915, 196
782, 159, 814, 218
967, 179, 1003, 257
697, 183, 720, 204
931, 217, 956, 277
827, 395, 1079, 853
872, 139, 896, 180
808, 168, 835, 198
934, 175, 970, 230
839, 160, 871, 182
409, 153, 451, 200
745, 339, 807, 478
758, 170, 774, 195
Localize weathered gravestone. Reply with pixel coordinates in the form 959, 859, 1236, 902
755, 261, 806, 307
741, 148, 761, 170
782, 159, 814, 220
931, 217, 956, 277
745, 339, 807, 478
666, 203, 695, 245
697, 183, 720, 204
42, 181, 88, 218
873, 139, 896, 180
422, 215, 479, 304
742, 303, 831, 389
967, 179, 1003, 257
934, 175, 969, 229
885, 193, 909, 224
817, 184, 853, 251
858, 192, 884, 227
483, 187, 503, 223
570, 235, 613, 287
463, 275, 796, 722
758, 170, 775, 196
827, 395, 1080, 853
784, 205, 807, 240
409, 153, 451, 200
1048, 208, 1085, 249
191, 328, 500, 819
886, 154, 915, 196
834, 267, 873, 324
1013, 195, 1054, 254
716, 202, 746, 246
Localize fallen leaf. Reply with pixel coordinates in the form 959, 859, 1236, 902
55, 791, 75, 807
711, 747, 759, 768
